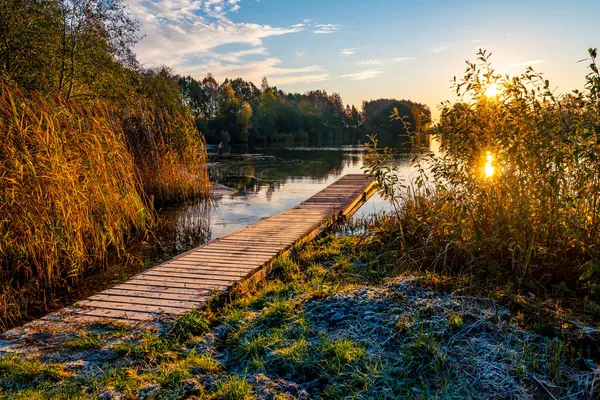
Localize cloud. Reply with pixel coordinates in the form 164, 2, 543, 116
359, 59, 380, 65
313, 24, 341, 34
509, 60, 547, 67
179, 57, 329, 86
341, 70, 387, 81
472, 39, 481, 43
340, 48, 357, 56
430, 46, 446, 53
358, 57, 414, 65
128, 0, 329, 86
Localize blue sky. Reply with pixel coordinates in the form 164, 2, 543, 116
128, 0, 600, 119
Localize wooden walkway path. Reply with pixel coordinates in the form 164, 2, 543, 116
24, 174, 375, 327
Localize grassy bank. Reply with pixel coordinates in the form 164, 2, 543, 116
0, 232, 597, 399
0, 84, 209, 330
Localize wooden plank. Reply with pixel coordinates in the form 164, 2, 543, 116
157, 265, 256, 276
112, 284, 211, 296
141, 269, 249, 282
202, 243, 284, 251
77, 300, 188, 315
164, 258, 261, 267
192, 249, 277, 258
88, 294, 203, 309
215, 238, 295, 245
41, 312, 140, 327
191, 249, 275, 257
101, 288, 207, 302
133, 274, 238, 286
203, 246, 289, 254
170, 256, 266, 265
69, 307, 158, 321
127, 278, 229, 291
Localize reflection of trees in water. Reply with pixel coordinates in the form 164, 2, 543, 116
209, 136, 432, 198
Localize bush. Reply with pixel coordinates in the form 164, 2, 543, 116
366, 48, 600, 298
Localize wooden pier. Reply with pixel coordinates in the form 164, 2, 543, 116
11, 174, 375, 329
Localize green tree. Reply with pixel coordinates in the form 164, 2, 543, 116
0, 0, 61, 91
216, 85, 252, 143
141, 66, 183, 112
0, 0, 139, 99
56, 0, 140, 99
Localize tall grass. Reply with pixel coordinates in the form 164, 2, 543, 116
365, 49, 600, 305
0, 83, 209, 328
122, 102, 210, 205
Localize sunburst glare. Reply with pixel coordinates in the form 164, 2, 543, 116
484, 84, 500, 98
484, 152, 495, 178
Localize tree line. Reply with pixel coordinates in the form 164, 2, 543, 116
1, 0, 431, 147
179, 74, 432, 144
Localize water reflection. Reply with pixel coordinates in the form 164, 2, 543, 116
156, 200, 212, 255
202, 134, 432, 239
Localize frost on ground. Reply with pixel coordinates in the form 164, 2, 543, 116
200, 272, 598, 399
300, 276, 598, 399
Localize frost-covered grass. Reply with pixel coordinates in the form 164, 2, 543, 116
0, 233, 598, 399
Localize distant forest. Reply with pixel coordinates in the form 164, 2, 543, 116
178, 74, 432, 144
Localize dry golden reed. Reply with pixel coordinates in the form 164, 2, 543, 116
0, 84, 209, 328
122, 101, 210, 205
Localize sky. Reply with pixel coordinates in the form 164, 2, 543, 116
127, 0, 600, 120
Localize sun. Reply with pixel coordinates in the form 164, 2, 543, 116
484, 84, 500, 98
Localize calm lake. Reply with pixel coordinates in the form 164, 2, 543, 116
32, 134, 438, 324
164, 133, 437, 250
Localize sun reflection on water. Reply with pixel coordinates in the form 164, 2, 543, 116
484, 152, 495, 178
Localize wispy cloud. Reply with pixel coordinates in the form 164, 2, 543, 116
128, 0, 331, 85
313, 24, 341, 34
509, 60, 547, 66
358, 56, 414, 65
359, 59, 381, 65
430, 46, 446, 53
341, 70, 387, 81
340, 47, 360, 56
472, 39, 482, 43
180, 57, 329, 86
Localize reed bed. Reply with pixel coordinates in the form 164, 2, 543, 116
0, 84, 209, 329
122, 102, 210, 205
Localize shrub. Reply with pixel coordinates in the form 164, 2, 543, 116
366, 48, 600, 298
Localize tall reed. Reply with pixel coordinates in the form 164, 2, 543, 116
0, 83, 210, 329
122, 101, 210, 205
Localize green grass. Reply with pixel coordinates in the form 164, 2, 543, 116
0, 233, 596, 399
61, 332, 104, 351
0, 356, 74, 391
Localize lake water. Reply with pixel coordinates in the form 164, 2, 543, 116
159, 134, 437, 254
